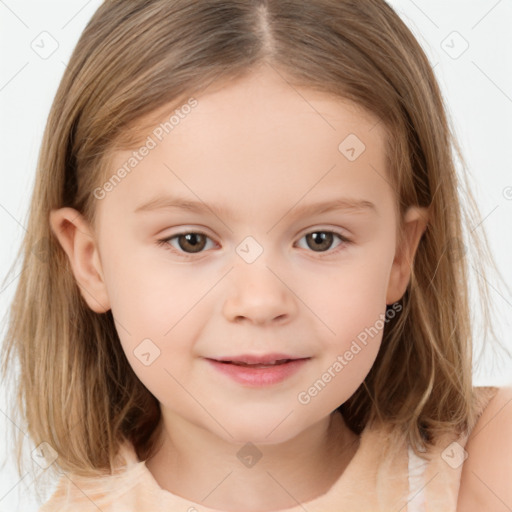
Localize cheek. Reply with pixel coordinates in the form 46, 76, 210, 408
101, 238, 202, 331
299, 245, 394, 402
99, 245, 212, 376
301, 250, 393, 337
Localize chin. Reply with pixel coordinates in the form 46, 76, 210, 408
208, 414, 305, 446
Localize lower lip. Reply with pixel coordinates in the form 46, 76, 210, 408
206, 358, 309, 386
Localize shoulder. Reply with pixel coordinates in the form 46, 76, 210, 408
457, 385, 512, 512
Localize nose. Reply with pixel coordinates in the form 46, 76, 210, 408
222, 259, 297, 326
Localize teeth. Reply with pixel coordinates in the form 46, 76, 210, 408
231, 359, 290, 367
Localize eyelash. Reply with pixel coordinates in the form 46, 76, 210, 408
156, 229, 352, 260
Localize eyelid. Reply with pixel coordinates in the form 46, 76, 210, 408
156, 230, 216, 257
156, 225, 353, 259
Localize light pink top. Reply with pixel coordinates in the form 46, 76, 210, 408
38, 387, 497, 512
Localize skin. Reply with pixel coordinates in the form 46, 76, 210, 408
457, 385, 512, 512
50, 65, 429, 511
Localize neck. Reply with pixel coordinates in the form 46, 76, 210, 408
145, 410, 360, 512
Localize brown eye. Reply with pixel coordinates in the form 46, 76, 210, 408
158, 229, 350, 259
176, 233, 208, 253
296, 230, 350, 254
158, 232, 214, 256
305, 232, 335, 252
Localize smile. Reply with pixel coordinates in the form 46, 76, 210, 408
205, 357, 310, 386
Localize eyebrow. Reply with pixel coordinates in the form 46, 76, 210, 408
134, 194, 377, 220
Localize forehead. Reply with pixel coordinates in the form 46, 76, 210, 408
97, 66, 393, 221
176, 67, 385, 146
114, 65, 387, 156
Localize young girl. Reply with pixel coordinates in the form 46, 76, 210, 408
2, 1, 511, 511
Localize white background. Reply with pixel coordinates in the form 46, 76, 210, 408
1, 1, 511, 510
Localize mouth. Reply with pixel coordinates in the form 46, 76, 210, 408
205, 354, 311, 386
210, 353, 309, 368
217, 358, 297, 368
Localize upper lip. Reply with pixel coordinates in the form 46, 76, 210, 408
209, 353, 309, 364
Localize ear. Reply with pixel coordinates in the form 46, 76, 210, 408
386, 206, 429, 304
49, 207, 110, 313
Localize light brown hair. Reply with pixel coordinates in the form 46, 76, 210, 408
1, 0, 509, 497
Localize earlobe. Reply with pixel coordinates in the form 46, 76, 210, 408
49, 207, 111, 313
386, 206, 429, 304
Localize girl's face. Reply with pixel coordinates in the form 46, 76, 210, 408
54, 67, 426, 444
